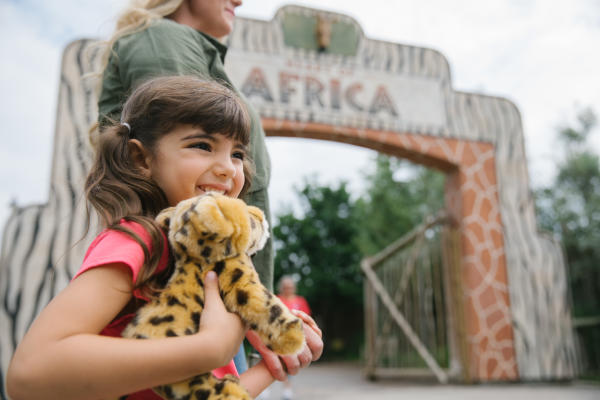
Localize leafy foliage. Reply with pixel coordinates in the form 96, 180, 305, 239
536, 107, 600, 317
273, 180, 363, 358
274, 180, 363, 304
355, 155, 445, 256
535, 107, 600, 376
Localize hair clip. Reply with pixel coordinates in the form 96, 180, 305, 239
121, 122, 131, 132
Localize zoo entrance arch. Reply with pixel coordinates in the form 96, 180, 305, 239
226, 6, 577, 381
0, 5, 577, 391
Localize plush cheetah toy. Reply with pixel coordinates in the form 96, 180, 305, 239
122, 193, 305, 400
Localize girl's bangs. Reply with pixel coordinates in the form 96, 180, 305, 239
182, 92, 251, 145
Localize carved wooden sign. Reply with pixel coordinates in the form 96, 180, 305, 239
229, 57, 447, 132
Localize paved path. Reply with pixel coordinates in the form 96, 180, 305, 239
259, 362, 600, 400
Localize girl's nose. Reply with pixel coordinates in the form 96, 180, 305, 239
213, 154, 236, 179
232, 0, 242, 8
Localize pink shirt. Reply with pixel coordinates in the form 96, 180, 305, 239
74, 220, 238, 399
277, 295, 311, 316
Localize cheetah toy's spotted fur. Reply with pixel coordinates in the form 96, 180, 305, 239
122, 193, 305, 400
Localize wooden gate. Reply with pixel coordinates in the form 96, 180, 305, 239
362, 211, 468, 383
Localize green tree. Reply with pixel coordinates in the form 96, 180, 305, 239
273, 179, 363, 359
535, 107, 600, 376
355, 154, 445, 255
536, 108, 600, 316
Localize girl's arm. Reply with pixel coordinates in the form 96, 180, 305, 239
7, 267, 244, 400
238, 360, 275, 398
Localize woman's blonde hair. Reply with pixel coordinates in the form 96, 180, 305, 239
87, 1, 184, 138
98, 0, 184, 73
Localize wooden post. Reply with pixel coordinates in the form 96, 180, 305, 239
362, 259, 449, 383
363, 268, 378, 379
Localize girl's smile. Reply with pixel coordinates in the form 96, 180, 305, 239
145, 124, 246, 206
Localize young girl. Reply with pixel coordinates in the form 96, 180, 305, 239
97, 0, 275, 297
6, 76, 321, 400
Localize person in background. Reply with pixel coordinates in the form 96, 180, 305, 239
277, 276, 311, 316
276, 276, 313, 400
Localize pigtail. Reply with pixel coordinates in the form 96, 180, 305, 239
85, 122, 171, 295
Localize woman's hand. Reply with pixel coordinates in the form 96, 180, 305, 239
199, 271, 246, 366
246, 310, 323, 381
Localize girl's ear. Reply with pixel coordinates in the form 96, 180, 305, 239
128, 139, 152, 177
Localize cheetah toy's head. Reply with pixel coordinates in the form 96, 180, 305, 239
155, 193, 269, 264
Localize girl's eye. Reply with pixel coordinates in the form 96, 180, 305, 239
232, 151, 245, 160
190, 142, 211, 151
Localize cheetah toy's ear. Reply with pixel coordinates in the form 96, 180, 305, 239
156, 206, 176, 230
246, 205, 269, 256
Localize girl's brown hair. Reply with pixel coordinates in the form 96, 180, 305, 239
85, 76, 252, 294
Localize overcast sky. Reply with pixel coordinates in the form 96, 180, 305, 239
1, 0, 599, 240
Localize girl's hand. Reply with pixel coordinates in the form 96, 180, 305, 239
246, 310, 323, 381
199, 271, 246, 365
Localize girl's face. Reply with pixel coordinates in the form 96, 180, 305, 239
146, 124, 246, 206
173, 0, 243, 38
